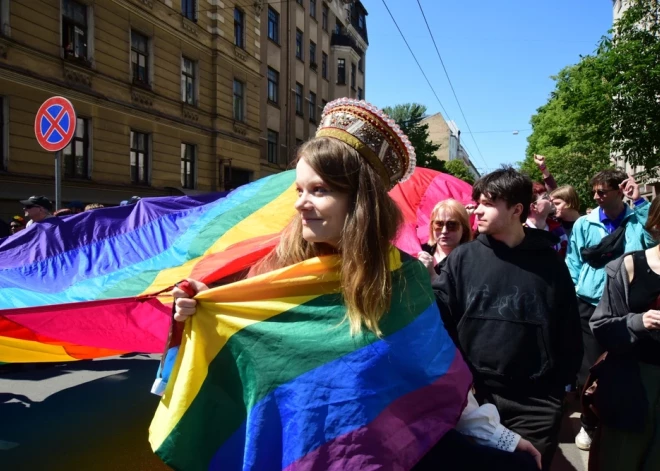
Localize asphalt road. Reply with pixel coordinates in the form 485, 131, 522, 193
0, 355, 171, 471
0, 356, 588, 471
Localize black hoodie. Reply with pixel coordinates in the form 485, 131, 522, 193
433, 228, 583, 394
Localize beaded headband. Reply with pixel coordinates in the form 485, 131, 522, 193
315, 98, 416, 188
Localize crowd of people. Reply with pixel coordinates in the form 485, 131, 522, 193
3, 97, 659, 470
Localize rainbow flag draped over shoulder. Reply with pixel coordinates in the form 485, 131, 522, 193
0, 171, 298, 363
149, 249, 472, 471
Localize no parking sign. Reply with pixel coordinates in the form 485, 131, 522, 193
34, 96, 77, 210
34, 96, 77, 152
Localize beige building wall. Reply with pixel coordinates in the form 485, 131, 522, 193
422, 112, 480, 179
422, 113, 453, 162
259, 0, 368, 176
0, 0, 265, 221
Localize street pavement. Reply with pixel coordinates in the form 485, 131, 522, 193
0, 356, 170, 471
0, 356, 589, 471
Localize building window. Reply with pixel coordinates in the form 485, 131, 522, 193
267, 129, 278, 164
62, 0, 88, 61
295, 29, 303, 61
234, 8, 245, 48
358, 12, 365, 30
182, 0, 197, 21
131, 31, 149, 86
181, 143, 195, 189
357, 87, 363, 100
322, 52, 328, 79
267, 67, 279, 104
63, 117, 89, 179
337, 58, 346, 85
321, 99, 328, 111
0, 96, 5, 171
0, 0, 10, 38
309, 91, 317, 123
335, 19, 343, 35
267, 7, 279, 43
309, 41, 317, 67
224, 167, 252, 191
295, 82, 303, 116
322, 3, 328, 31
181, 57, 196, 105
233, 79, 245, 122
351, 62, 356, 89
130, 131, 149, 185
358, 52, 364, 72
296, 0, 303, 5
310, 0, 316, 19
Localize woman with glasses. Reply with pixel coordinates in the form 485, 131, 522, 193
418, 199, 473, 281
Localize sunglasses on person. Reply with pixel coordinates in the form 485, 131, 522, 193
535, 193, 551, 203
594, 188, 618, 198
432, 220, 460, 231
23, 205, 37, 210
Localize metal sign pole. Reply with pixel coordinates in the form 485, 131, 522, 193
54, 150, 61, 211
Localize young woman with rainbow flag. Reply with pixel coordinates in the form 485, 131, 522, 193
163, 99, 541, 470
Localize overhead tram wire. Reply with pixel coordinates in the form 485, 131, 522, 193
415, 0, 490, 171
380, 0, 453, 122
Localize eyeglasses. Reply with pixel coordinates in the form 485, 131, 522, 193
23, 205, 36, 210
594, 189, 618, 197
432, 220, 460, 231
535, 194, 551, 203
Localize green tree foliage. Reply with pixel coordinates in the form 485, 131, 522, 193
521, 0, 660, 208
444, 159, 475, 184
604, 0, 660, 175
382, 103, 444, 172
520, 56, 613, 210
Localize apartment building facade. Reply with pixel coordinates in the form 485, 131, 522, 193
258, 0, 368, 176
0, 0, 268, 219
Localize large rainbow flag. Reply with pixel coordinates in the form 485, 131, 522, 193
0, 167, 475, 469
0, 170, 298, 363
149, 249, 472, 470
0, 168, 472, 364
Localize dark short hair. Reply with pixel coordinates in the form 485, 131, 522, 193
472, 166, 532, 222
590, 169, 627, 190
646, 198, 660, 240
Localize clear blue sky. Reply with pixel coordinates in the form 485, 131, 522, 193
364, 0, 614, 174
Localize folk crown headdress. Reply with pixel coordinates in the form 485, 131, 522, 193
315, 98, 416, 188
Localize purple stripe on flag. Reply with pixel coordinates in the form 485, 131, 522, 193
282, 353, 472, 471
0, 194, 223, 269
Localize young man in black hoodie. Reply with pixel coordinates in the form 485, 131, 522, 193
433, 167, 583, 471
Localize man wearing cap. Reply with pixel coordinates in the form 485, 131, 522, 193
20, 196, 54, 228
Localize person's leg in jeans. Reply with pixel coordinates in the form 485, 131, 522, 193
482, 389, 565, 471
413, 429, 539, 471
577, 298, 603, 445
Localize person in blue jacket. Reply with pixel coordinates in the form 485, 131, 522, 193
566, 169, 656, 451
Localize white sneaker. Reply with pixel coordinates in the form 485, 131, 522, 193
575, 427, 593, 450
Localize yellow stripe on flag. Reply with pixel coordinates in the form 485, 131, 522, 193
0, 336, 77, 363
141, 184, 297, 296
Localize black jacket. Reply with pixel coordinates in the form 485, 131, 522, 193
433, 228, 583, 394
587, 253, 658, 431
421, 243, 447, 275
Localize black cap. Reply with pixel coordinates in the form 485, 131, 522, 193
20, 196, 54, 212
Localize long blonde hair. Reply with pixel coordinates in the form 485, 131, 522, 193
252, 137, 403, 336
427, 199, 472, 246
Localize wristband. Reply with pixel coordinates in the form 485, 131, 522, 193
538, 164, 547, 171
